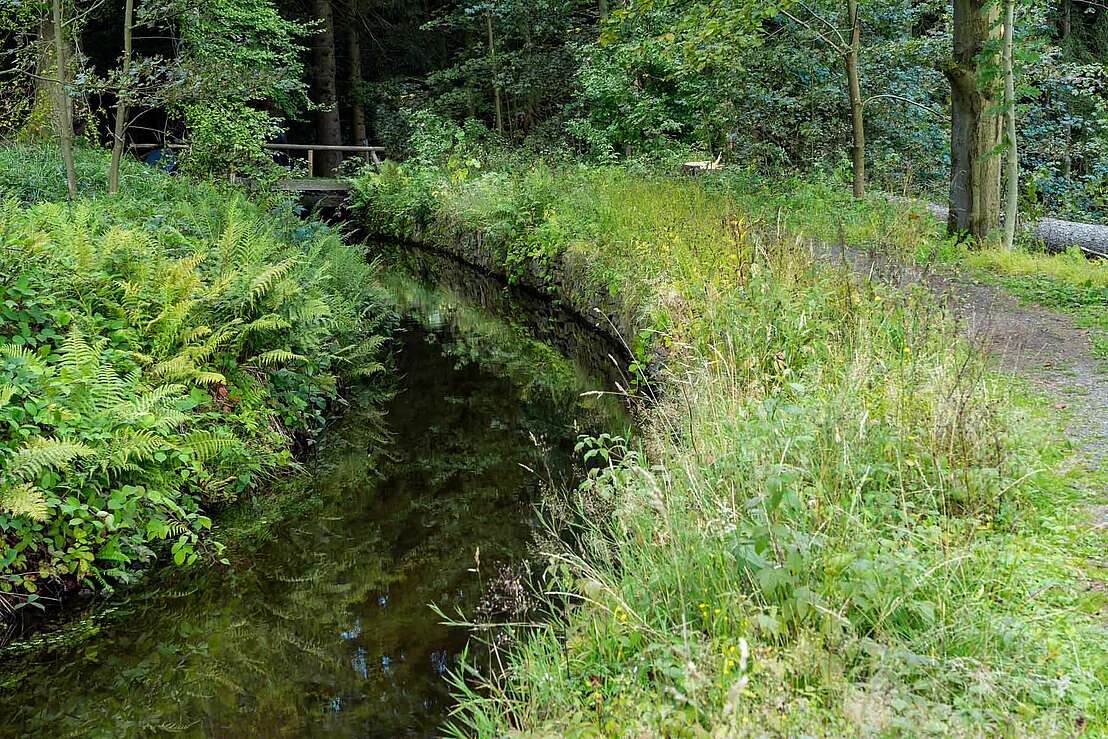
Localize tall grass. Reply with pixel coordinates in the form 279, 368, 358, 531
354, 162, 1107, 734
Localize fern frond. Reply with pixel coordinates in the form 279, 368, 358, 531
58, 329, 105, 375
152, 355, 196, 381
248, 257, 299, 307
103, 430, 164, 473
287, 298, 333, 326
0, 384, 17, 408
131, 384, 187, 415
243, 314, 292, 335
180, 431, 238, 464
0, 343, 48, 375
193, 371, 227, 386
0, 482, 48, 521
249, 349, 306, 368
179, 326, 212, 344
7, 437, 95, 479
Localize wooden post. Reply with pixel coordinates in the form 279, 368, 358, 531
307, 149, 315, 177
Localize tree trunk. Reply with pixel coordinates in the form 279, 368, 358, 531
945, 0, 1003, 242
844, 0, 865, 198
109, 0, 134, 194
486, 12, 503, 135
311, 0, 342, 175
1060, 0, 1072, 179
1002, 0, 1018, 250
347, 25, 367, 147
50, 0, 77, 199
599, 0, 608, 21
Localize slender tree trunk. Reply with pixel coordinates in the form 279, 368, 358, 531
486, 12, 503, 135
347, 25, 367, 147
50, 0, 77, 199
108, 0, 134, 194
1061, 0, 1072, 179
311, 0, 342, 175
844, 0, 865, 198
599, 0, 608, 21
945, 0, 1003, 242
1002, 0, 1018, 250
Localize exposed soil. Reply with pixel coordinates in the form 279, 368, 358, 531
813, 241, 1107, 528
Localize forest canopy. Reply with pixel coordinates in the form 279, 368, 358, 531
0, 0, 1105, 229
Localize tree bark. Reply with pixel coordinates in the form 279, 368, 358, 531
486, 12, 504, 135
599, 0, 609, 21
311, 0, 342, 175
844, 0, 865, 198
1060, 0, 1072, 179
347, 25, 367, 147
109, 0, 134, 194
945, 0, 1003, 242
1002, 0, 1018, 250
50, 0, 77, 199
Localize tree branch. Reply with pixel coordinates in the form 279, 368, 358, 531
863, 93, 945, 119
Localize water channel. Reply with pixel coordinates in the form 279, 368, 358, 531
0, 245, 630, 737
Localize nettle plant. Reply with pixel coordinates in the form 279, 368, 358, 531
0, 193, 384, 611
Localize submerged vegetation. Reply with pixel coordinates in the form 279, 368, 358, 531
353, 143, 1107, 734
0, 147, 385, 614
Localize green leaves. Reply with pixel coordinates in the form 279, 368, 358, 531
0, 161, 388, 605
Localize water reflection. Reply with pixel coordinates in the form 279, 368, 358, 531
0, 264, 627, 737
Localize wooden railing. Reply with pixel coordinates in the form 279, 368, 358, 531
262, 143, 385, 176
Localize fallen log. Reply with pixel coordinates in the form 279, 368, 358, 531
888, 195, 1108, 259
682, 154, 723, 176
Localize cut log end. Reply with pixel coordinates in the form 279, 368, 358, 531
682, 161, 723, 177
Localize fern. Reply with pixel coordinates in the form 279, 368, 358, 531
102, 430, 165, 475
0, 343, 47, 375
242, 314, 292, 335
57, 329, 105, 376
7, 437, 95, 479
287, 297, 333, 326
180, 431, 238, 463
248, 257, 300, 308
0, 383, 16, 408
0, 482, 48, 521
131, 383, 188, 415
250, 349, 307, 368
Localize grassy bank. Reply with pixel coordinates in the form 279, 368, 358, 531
353, 160, 1106, 734
0, 147, 386, 614
703, 173, 1108, 361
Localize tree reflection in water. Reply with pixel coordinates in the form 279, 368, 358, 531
0, 265, 627, 737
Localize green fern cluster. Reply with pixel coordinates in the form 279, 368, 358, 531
0, 186, 386, 610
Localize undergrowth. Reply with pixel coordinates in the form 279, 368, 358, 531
0, 147, 387, 615
353, 152, 1107, 734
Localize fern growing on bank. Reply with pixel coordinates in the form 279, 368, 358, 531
0, 164, 386, 612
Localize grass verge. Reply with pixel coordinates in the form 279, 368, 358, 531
353, 159, 1107, 735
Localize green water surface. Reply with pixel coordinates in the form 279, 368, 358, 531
0, 258, 627, 737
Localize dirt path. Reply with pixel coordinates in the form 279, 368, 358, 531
813, 242, 1107, 526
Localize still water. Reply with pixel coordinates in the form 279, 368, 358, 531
0, 255, 627, 737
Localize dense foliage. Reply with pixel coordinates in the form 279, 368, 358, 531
351, 138, 1107, 734
3, 0, 1104, 224
0, 148, 385, 614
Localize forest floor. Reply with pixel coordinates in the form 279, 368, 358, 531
819, 240, 1108, 528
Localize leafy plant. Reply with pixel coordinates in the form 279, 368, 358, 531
0, 147, 387, 612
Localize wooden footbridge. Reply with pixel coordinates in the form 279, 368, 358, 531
265, 143, 385, 207
135, 142, 386, 208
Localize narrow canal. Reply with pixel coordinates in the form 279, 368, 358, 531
0, 248, 629, 737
